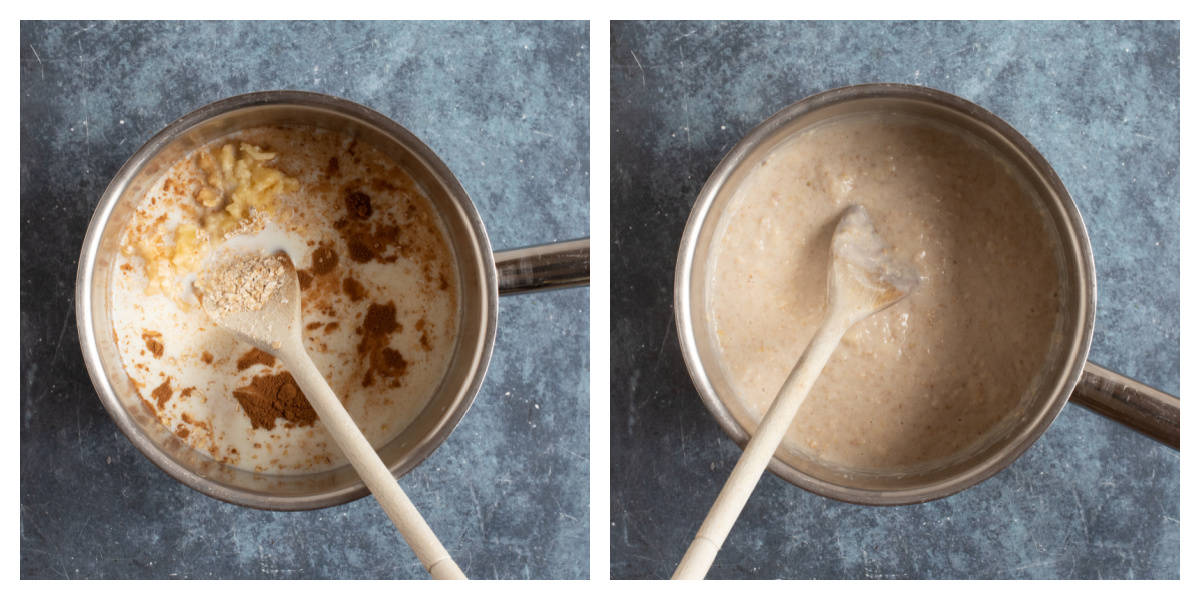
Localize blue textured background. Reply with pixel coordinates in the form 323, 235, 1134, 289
20, 21, 589, 579
610, 21, 1178, 579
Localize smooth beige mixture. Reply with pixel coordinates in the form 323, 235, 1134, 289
111, 125, 460, 474
708, 113, 1063, 472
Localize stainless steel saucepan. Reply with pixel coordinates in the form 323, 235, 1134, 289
674, 83, 1178, 506
77, 90, 588, 510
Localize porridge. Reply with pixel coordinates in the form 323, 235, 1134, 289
707, 112, 1064, 472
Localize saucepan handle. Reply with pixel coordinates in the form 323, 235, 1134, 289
1069, 361, 1179, 449
495, 238, 589, 295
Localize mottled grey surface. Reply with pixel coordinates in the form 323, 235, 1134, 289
21, 21, 588, 579
610, 21, 1178, 579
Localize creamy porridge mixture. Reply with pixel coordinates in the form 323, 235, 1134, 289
111, 125, 460, 474
708, 113, 1063, 472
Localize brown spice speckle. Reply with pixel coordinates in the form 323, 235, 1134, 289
378, 348, 408, 385
311, 245, 339, 276
342, 276, 366, 302
142, 331, 164, 359
344, 190, 373, 220
357, 302, 406, 388
236, 348, 276, 371
151, 378, 173, 410
347, 239, 373, 263
344, 223, 401, 264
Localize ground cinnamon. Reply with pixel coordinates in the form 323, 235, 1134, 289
142, 330, 164, 358
311, 245, 339, 276
343, 222, 401, 263
415, 318, 432, 351
151, 378, 172, 410
344, 190, 373, 220
357, 301, 407, 387
180, 412, 207, 431
335, 187, 404, 264
232, 371, 317, 430
342, 276, 366, 301
297, 269, 313, 290
236, 348, 276, 371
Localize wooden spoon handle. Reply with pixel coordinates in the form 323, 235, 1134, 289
673, 318, 848, 580
283, 346, 467, 580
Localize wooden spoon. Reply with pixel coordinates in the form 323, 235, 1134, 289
196, 250, 467, 580
672, 205, 920, 580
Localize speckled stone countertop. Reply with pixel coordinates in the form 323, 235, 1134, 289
611, 21, 1178, 579
21, 21, 588, 579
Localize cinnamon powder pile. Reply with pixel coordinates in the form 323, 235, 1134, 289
232, 371, 317, 430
